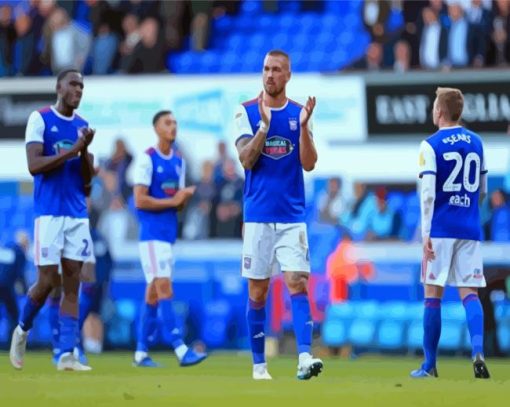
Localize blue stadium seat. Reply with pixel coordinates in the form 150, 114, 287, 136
322, 320, 348, 347
240, 0, 262, 14
327, 301, 355, 320
438, 302, 465, 351
387, 192, 406, 214
497, 321, 510, 352
491, 207, 510, 241
406, 319, 423, 350
379, 301, 408, 321
353, 301, 379, 320
117, 299, 137, 321
401, 193, 420, 240
494, 300, 510, 322
322, 302, 355, 346
405, 302, 424, 322
348, 319, 376, 347
377, 320, 405, 350
201, 300, 233, 348
438, 320, 464, 351
278, 0, 301, 14
442, 302, 465, 321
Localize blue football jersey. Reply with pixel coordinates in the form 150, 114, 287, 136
134, 147, 185, 244
419, 126, 487, 241
25, 106, 89, 218
234, 98, 311, 223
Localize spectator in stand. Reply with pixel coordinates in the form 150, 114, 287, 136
118, 0, 159, 20
159, 0, 187, 51
119, 13, 140, 67
317, 177, 344, 226
0, 230, 29, 345
401, 0, 428, 67
212, 158, 243, 238
105, 138, 133, 203
485, 189, 510, 241
466, 0, 492, 67
13, 11, 39, 75
419, 6, 447, 69
213, 141, 232, 185
366, 187, 401, 241
91, 20, 118, 74
122, 16, 165, 74
487, 0, 510, 66
190, 0, 212, 51
429, 0, 449, 25
0, 3, 15, 75
183, 160, 217, 240
393, 39, 411, 72
362, 0, 391, 42
350, 41, 384, 71
342, 182, 376, 240
45, 7, 91, 73
444, 2, 470, 69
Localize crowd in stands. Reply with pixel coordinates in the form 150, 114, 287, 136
0, 0, 241, 76
352, 0, 510, 71
315, 174, 510, 243
1, 0, 509, 77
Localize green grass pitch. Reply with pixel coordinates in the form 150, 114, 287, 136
1, 352, 509, 407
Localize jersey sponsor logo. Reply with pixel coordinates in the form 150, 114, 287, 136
53, 140, 74, 155
161, 180, 178, 197
428, 272, 436, 281
473, 268, 483, 279
449, 194, 471, 208
244, 256, 252, 270
41, 247, 48, 258
50, 125, 59, 133
253, 332, 265, 339
157, 166, 164, 174
442, 133, 471, 146
289, 118, 298, 131
262, 135, 294, 160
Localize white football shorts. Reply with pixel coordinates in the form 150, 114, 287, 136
138, 240, 174, 283
421, 238, 486, 288
241, 222, 310, 280
34, 216, 93, 266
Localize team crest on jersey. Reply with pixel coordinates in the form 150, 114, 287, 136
244, 256, 252, 269
161, 180, 178, 196
53, 140, 74, 155
262, 136, 294, 160
289, 118, 298, 131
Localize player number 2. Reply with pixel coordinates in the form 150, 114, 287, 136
81, 239, 91, 257
442, 152, 480, 193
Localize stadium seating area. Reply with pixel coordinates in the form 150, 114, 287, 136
322, 299, 510, 354
169, 0, 377, 73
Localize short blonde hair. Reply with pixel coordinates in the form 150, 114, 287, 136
435, 87, 464, 122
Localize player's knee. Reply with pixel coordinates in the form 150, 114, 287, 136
145, 282, 159, 304
30, 279, 54, 302
249, 284, 269, 303
154, 278, 172, 300
284, 272, 309, 294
